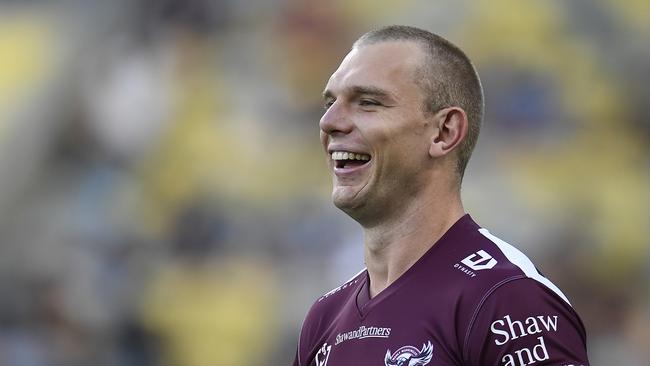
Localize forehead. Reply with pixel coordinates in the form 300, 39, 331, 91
325, 41, 426, 96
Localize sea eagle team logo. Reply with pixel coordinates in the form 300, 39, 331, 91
384, 341, 433, 366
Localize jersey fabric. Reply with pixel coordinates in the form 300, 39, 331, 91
293, 214, 589, 366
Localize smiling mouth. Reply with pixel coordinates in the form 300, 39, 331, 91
331, 151, 371, 169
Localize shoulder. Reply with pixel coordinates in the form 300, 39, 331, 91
453, 224, 575, 320
474, 227, 572, 303
307, 268, 366, 323
448, 222, 572, 307
296, 269, 366, 362
449, 223, 588, 365
316, 268, 367, 304
462, 277, 588, 365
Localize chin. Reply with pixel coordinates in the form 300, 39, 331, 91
332, 188, 360, 210
332, 188, 370, 220
332, 194, 355, 211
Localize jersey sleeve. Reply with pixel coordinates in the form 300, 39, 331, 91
293, 311, 311, 366
293, 298, 325, 366
464, 278, 589, 366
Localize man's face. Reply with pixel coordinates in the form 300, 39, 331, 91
320, 41, 436, 222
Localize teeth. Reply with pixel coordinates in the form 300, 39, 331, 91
330, 151, 371, 161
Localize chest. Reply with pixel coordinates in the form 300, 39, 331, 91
307, 303, 463, 366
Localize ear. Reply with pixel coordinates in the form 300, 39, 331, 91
429, 107, 468, 158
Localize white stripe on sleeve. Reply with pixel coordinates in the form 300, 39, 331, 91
478, 228, 571, 305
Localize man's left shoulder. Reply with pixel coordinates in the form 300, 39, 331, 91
443, 216, 538, 288
453, 226, 589, 364
469, 227, 573, 304
461, 277, 589, 365
447, 224, 576, 324
449, 226, 533, 294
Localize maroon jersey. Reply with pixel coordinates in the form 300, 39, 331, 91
293, 215, 589, 366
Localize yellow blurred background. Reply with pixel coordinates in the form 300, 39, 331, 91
0, 0, 648, 365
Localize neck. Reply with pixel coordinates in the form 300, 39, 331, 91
362, 186, 464, 298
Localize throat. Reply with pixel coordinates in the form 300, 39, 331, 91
363, 211, 462, 298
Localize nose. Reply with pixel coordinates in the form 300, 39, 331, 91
319, 101, 353, 136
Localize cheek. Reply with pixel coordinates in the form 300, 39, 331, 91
382, 131, 431, 169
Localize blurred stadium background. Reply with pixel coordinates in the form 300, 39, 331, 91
0, 0, 648, 365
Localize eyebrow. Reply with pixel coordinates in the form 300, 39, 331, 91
322, 85, 396, 101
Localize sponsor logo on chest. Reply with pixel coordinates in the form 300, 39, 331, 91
314, 338, 434, 366
334, 325, 392, 345
490, 314, 559, 366
326, 325, 437, 365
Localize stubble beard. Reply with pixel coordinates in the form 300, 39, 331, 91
332, 180, 398, 229
331, 182, 375, 225
334, 168, 430, 229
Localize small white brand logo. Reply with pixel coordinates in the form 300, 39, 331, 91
315, 342, 331, 366
461, 250, 497, 271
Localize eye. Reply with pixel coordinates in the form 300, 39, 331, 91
359, 99, 381, 107
323, 99, 335, 110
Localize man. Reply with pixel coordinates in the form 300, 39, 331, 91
294, 25, 589, 366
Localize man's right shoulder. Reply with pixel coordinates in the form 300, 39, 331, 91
298, 269, 366, 349
318, 268, 366, 303
307, 268, 366, 318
